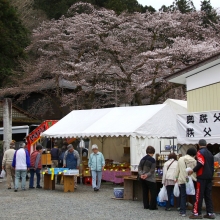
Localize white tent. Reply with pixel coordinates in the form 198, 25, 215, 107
41, 99, 188, 171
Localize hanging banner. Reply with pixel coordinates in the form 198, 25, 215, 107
26, 120, 58, 152
177, 111, 220, 144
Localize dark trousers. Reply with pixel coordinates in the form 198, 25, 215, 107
180, 183, 195, 214
141, 179, 157, 209
29, 168, 41, 187
194, 179, 213, 215
166, 185, 174, 209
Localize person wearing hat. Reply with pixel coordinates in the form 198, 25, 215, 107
174, 147, 197, 217
188, 139, 215, 219
29, 144, 43, 189
12, 142, 30, 192
88, 144, 105, 191
63, 144, 80, 188
50, 140, 60, 168
2, 140, 16, 189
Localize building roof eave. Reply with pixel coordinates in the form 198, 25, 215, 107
164, 52, 220, 84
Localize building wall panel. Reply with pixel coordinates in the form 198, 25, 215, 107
187, 82, 220, 112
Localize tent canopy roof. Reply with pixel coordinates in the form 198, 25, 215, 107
41, 99, 187, 138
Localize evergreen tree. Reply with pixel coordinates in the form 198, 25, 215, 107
104, 0, 143, 14
34, 0, 155, 19
171, 0, 196, 13
159, 5, 172, 12
0, 0, 29, 87
142, 5, 156, 13
200, 0, 219, 27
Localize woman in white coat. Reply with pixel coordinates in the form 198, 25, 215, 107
162, 153, 178, 211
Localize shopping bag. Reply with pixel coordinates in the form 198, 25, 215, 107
158, 185, 168, 202
186, 176, 195, 195
0, 170, 6, 178
173, 182, 180, 197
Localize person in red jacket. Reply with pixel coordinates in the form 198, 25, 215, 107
188, 139, 215, 219
29, 145, 43, 189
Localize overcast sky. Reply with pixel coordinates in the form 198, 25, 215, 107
137, 0, 220, 10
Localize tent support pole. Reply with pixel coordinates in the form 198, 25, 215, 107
80, 138, 83, 185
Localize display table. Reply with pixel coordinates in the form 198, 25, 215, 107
212, 177, 220, 213
123, 176, 162, 200
44, 173, 76, 192
102, 170, 131, 184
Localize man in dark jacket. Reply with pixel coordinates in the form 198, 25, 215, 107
188, 139, 215, 219
50, 140, 59, 168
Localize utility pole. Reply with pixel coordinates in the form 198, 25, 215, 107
3, 98, 12, 152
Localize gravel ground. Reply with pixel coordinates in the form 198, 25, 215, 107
0, 178, 220, 220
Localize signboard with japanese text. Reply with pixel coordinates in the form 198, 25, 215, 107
26, 120, 58, 152
177, 111, 220, 144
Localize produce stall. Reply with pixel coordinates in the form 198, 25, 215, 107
40, 99, 189, 192
41, 99, 188, 176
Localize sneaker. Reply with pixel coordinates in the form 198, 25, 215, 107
8, 187, 11, 189
177, 207, 181, 211
179, 212, 186, 216
29, 187, 35, 189
189, 214, 203, 219
94, 187, 98, 191
203, 214, 215, 219
14, 189, 17, 192
36, 186, 42, 189
22, 189, 26, 191
165, 208, 171, 211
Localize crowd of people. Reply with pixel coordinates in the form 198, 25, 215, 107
138, 139, 216, 219
1, 140, 105, 192
1, 138, 217, 219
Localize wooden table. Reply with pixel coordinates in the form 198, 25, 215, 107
44, 173, 76, 192
212, 177, 220, 213
123, 176, 162, 201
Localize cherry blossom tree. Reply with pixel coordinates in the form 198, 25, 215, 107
1, 3, 220, 118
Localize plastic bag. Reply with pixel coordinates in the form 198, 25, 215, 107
0, 170, 6, 178
186, 176, 195, 195
173, 182, 180, 197
158, 185, 168, 202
